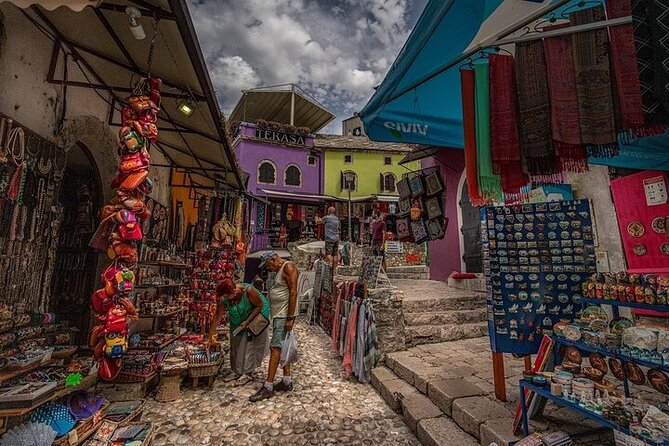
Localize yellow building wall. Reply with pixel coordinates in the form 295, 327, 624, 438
170, 170, 199, 230
324, 149, 420, 199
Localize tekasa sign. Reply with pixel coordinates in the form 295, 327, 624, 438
255, 128, 306, 145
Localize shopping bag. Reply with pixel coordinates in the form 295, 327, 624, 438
279, 331, 298, 367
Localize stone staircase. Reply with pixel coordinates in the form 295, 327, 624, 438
371, 341, 518, 446
336, 265, 429, 280
395, 280, 488, 347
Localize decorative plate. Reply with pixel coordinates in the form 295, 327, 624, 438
652, 216, 667, 234
623, 362, 646, 385
647, 369, 669, 395
609, 317, 634, 334
661, 243, 669, 256
627, 221, 645, 238
589, 353, 608, 374
633, 244, 647, 256
564, 346, 582, 364
609, 358, 624, 381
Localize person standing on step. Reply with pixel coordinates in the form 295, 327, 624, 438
249, 251, 299, 402
371, 209, 387, 271
317, 206, 340, 270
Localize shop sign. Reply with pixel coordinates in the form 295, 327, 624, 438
255, 128, 306, 145
385, 241, 403, 254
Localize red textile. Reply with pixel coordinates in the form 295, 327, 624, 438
544, 25, 588, 172
342, 299, 359, 376
610, 170, 669, 273
489, 54, 522, 169
332, 283, 343, 352
608, 0, 645, 129
461, 69, 486, 206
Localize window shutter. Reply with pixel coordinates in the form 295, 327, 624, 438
380, 173, 384, 191
341, 171, 344, 191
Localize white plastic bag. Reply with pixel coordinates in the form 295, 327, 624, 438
279, 331, 299, 367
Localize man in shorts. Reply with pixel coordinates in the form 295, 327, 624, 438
249, 251, 299, 402
371, 209, 387, 271
318, 207, 340, 269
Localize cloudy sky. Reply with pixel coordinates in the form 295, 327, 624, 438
187, 0, 428, 133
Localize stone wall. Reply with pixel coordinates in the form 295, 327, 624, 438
287, 241, 427, 270
367, 285, 406, 361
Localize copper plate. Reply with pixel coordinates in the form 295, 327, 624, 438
661, 243, 669, 256
651, 217, 667, 234
589, 353, 608, 374
564, 346, 582, 365
647, 369, 669, 395
633, 244, 647, 256
623, 362, 646, 385
609, 358, 624, 381
627, 221, 645, 238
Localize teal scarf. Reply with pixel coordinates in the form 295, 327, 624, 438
474, 63, 502, 201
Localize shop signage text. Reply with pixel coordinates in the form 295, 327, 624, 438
255, 128, 306, 145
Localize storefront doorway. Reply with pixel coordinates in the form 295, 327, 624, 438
50, 143, 102, 343
460, 181, 483, 273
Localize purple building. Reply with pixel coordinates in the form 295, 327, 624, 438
233, 122, 327, 250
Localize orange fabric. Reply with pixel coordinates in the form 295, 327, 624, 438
461, 69, 486, 206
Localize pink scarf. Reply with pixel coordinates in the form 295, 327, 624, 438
332, 283, 344, 351
342, 299, 359, 376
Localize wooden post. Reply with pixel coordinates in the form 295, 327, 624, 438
524, 356, 532, 371
492, 352, 507, 402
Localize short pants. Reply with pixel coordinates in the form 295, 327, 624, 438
270, 317, 289, 348
325, 240, 339, 256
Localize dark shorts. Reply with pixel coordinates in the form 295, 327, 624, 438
325, 240, 339, 256
372, 244, 385, 257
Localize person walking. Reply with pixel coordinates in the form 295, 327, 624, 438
317, 207, 340, 268
208, 278, 270, 386
342, 238, 352, 266
249, 251, 299, 402
371, 209, 387, 271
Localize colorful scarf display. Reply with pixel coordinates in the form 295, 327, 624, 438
488, 54, 529, 198
570, 6, 617, 156
649, 0, 669, 116
516, 40, 556, 177
474, 63, 502, 201
543, 25, 588, 172
460, 69, 486, 207
632, 0, 669, 125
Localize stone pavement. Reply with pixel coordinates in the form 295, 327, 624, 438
374, 336, 616, 446
144, 320, 421, 446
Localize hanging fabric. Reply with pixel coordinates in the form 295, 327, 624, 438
516, 40, 557, 179
489, 53, 529, 200
474, 63, 502, 202
460, 69, 487, 207
570, 6, 617, 156
543, 25, 588, 172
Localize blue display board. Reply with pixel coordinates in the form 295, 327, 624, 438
482, 200, 597, 355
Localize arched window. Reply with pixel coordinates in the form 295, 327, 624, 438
284, 164, 302, 187
381, 173, 396, 193
258, 160, 276, 184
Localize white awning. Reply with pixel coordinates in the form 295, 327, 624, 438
0, 0, 100, 11
351, 195, 399, 203
259, 189, 343, 204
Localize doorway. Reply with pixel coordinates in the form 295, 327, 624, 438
460, 181, 483, 273
50, 143, 102, 344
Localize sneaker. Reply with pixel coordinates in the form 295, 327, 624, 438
274, 380, 293, 392
249, 385, 274, 402
234, 374, 252, 387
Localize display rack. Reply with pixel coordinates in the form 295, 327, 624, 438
519, 296, 669, 444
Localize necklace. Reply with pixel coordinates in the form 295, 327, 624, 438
7, 127, 25, 167
37, 141, 52, 176
53, 146, 66, 182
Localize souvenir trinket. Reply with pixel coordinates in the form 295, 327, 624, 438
627, 221, 645, 238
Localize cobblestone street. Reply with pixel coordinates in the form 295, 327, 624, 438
145, 320, 420, 446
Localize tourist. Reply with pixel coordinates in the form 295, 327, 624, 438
342, 237, 352, 266
249, 251, 299, 402
208, 278, 270, 387
371, 209, 387, 271
317, 207, 340, 268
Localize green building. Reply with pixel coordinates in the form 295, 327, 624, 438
314, 134, 419, 241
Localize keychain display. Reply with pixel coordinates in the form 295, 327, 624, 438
483, 200, 597, 355
87, 77, 161, 380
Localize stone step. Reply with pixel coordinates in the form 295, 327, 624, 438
402, 293, 487, 313
405, 322, 488, 347
404, 308, 487, 327
447, 275, 486, 293
386, 272, 430, 280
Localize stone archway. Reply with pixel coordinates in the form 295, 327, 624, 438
56, 115, 117, 200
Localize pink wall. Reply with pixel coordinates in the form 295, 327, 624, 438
422, 149, 465, 281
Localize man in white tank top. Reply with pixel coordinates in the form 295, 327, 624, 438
250, 251, 299, 402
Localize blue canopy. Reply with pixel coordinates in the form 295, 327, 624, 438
360, 0, 601, 148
